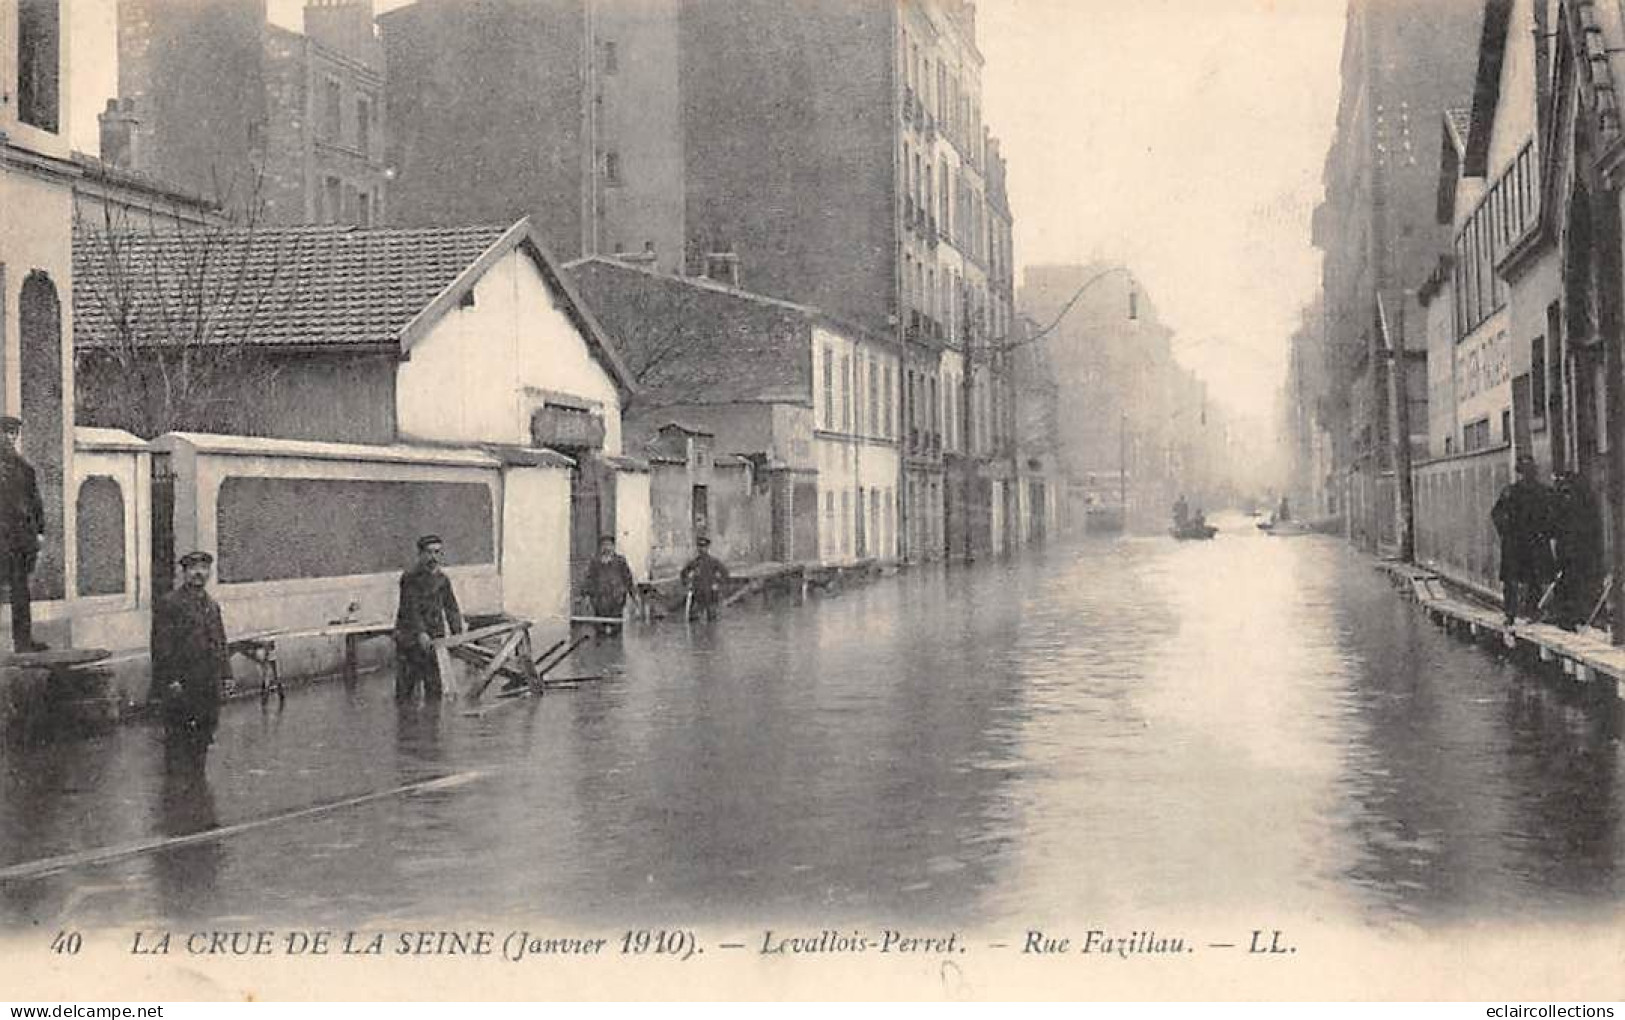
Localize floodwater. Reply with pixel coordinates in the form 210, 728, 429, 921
2, 518, 1623, 933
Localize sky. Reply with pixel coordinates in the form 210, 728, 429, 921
73, 0, 1347, 427
977, 0, 1346, 424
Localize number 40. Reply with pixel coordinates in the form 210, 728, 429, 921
50, 930, 82, 955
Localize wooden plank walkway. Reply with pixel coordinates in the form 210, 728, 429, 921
1377, 560, 1625, 699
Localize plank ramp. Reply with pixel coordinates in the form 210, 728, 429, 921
1375, 561, 1625, 698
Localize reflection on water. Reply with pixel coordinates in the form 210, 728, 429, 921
150, 746, 221, 920
0, 519, 1621, 930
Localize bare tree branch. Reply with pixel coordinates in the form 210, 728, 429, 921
73, 166, 289, 439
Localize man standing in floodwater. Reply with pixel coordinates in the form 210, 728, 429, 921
582, 534, 637, 636
394, 534, 464, 701
152, 551, 233, 761
1491, 454, 1553, 626
680, 536, 730, 622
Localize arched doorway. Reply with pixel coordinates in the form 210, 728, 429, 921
19, 271, 64, 600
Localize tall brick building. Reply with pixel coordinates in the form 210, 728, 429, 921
109, 0, 388, 225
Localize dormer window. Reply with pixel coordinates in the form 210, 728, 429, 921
18, 0, 61, 133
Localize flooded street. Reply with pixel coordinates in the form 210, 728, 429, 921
3, 521, 1623, 934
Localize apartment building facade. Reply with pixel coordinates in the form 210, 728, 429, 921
111, 0, 388, 224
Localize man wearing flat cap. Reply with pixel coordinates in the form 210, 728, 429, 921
0, 414, 47, 652
582, 533, 637, 636
152, 551, 233, 756
680, 535, 730, 622
394, 534, 464, 701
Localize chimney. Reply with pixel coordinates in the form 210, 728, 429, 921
98, 97, 143, 170
704, 251, 740, 288
304, 0, 382, 70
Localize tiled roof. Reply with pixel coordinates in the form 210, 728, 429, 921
565, 257, 821, 406
73, 223, 510, 350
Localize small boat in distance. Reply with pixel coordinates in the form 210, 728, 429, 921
1171, 521, 1218, 540
1257, 519, 1312, 537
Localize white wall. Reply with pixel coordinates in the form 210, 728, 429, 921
1424, 283, 1457, 458
940, 348, 964, 454
1487, 0, 1537, 174
501, 464, 572, 648
1456, 313, 1511, 443
1, 132, 79, 637
810, 323, 902, 563
615, 469, 652, 580
398, 247, 624, 455
64, 429, 149, 654
154, 433, 504, 687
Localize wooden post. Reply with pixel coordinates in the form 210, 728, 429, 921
343, 633, 359, 685
434, 642, 457, 701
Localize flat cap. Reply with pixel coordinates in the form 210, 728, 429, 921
0, 415, 21, 431
416, 534, 443, 551
177, 550, 214, 567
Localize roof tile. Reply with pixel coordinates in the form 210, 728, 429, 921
73, 223, 509, 350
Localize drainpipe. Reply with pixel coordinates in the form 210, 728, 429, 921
1381, 292, 1416, 562
1598, 184, 1625, 644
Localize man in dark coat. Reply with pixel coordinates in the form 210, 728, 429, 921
680, 536, 730, 622
394, 534, 463, 701
1549, 470, 1604, 630
151, 551, 233, 756
582, 534, 637, 636
0, 415, 47, 652
1491, 454, 1554, 625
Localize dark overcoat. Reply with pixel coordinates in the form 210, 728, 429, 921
0, 448, 44, 559
151, 586, 231, 733
584, 553, 635, 610
394, 563, 463, 648
680, 551, 730, 601
1491, 478, 1553, 582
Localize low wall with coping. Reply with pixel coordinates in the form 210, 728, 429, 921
143, 432, 506, 702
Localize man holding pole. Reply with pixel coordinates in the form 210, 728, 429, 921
394, 534, 464, 701
680, 536, 730, 622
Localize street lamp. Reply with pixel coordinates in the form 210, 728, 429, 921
992, 264, 1139, 539
1008, 264, 1138, 352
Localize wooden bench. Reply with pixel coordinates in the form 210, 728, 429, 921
229, 621, 396, 701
